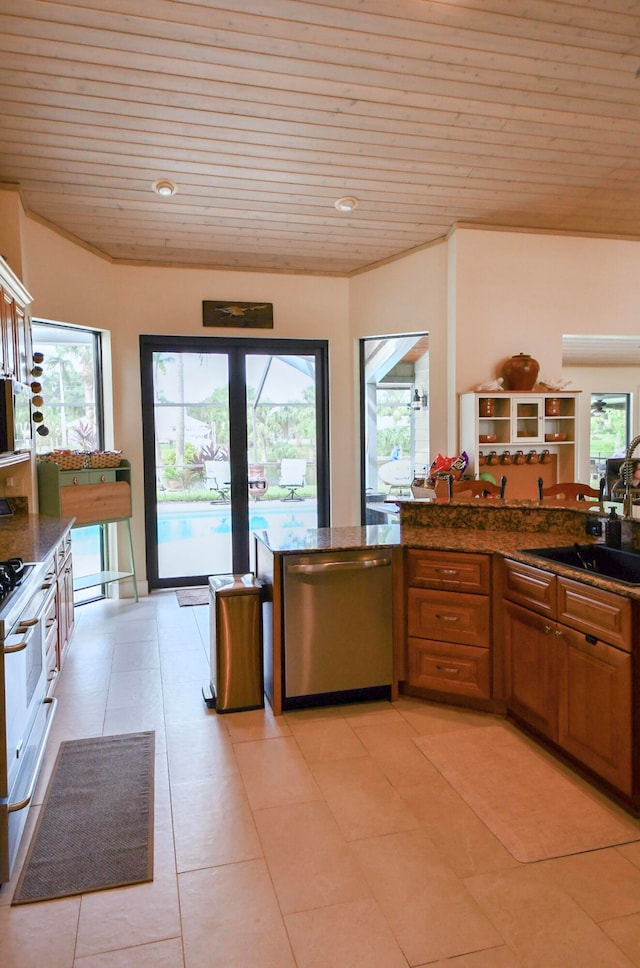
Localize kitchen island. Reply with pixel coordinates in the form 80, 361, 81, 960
257, 497, 640, 812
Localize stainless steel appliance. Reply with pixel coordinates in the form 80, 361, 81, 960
203, 573, 264, 713
282, 549, 393, 708
0, 557, 57, 885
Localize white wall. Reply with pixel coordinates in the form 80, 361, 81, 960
454, 228, 640, 393
349, 241, 449, 463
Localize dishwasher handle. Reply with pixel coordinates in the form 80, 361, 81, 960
286, 556, 391, 575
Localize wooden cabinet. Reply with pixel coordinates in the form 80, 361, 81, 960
459, 391, 579, 498
41, 530, 75, 695
504, 599, 559, 741
558, 623, 632, 795
0, 257, 32, 385
56, 531, 74, 666
405, 549, 492, 701
502, 557, 633, 796
42, 553, 59, 695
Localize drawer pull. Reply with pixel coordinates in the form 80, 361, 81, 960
72, 476, 79, 485
436, 568, 459, 576
436, 664, 460, 674
435, 614, 459, 622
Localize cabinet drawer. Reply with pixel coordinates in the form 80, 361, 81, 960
88, 469, 117, 484
59, 469, 91, 486
60, 480, 131, 525
408, 638, 490, 699
557, 577, 632, 652
407, 587, 490, 646
406, 549, 490, 593
502, 557, 556, 617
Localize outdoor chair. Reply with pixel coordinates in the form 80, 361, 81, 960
279, 459, 306, 501
205, 460, 231, 502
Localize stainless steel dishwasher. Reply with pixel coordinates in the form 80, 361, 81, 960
282, 549, 393, 708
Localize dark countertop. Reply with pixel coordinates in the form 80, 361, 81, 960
0, 512, 74, 562
256, 521, 640, 600
255, 523, 401, 554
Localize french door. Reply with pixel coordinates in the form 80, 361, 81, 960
140, 336, 329, 589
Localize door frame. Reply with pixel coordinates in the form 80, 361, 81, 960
140, 334, 330, 589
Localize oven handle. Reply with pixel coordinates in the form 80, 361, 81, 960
3, 623, 38, 654
7, 697, 58, 814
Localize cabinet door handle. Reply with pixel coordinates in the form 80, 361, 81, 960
435, 614, 459, 622
436, 664, 460, 674
554, 628, 563, 637
543, 625, 553, 634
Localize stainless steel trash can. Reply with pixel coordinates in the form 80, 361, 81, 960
203, 574, 264, 713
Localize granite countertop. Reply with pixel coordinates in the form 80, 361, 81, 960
0, 512, 74, 562
255, 523, 401, 554
256, 520, 640, 600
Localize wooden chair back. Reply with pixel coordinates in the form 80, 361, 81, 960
444, 475, 507, 499
537, 479, 604, 504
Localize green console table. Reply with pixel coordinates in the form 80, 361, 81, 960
37, 458, 138, 601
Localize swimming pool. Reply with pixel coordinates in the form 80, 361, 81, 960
156, 500, 319, 578
157, 502, 317, 541
71, 502, 319, 584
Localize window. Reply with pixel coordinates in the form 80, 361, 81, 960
360, 334, 429, 524
590, 393, 630, 487
32, 322, 105, 603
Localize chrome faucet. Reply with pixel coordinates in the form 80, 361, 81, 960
620, 435, 640, 518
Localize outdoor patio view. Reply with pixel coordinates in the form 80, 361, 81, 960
151, 351, 319, 578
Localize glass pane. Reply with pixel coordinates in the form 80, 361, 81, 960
31, 324, 99, 453
361, 335, 429, 523
246, 354, 318, 561
32, 322, 105, 602
590, 393, 630, 488
153, 351, 232, 578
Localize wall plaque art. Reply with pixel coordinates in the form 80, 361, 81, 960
203, 301, 274, 329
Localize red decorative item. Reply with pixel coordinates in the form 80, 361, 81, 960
501, 353, 540, 391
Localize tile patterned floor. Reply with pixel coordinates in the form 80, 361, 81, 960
2, 592, 640, 966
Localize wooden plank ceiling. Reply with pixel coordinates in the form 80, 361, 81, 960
2, 0, 640, 275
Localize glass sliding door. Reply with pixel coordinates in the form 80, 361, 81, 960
360, 334, 429, 524
140, 336, 329, 589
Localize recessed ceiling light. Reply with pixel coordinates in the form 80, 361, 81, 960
335, 196, 358, 212
153, 179, 177, 197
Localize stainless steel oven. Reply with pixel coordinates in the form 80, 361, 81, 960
0, 560, 57, 884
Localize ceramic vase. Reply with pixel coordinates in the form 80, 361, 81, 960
502, 353, 540, 391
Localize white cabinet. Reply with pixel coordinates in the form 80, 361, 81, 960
460, 392, 579, 499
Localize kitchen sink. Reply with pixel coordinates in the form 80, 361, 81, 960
520, 544, 640, 585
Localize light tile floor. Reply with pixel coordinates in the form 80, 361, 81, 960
3, 592, 640, 965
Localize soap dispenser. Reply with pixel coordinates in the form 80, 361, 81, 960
605, 506, 622, 549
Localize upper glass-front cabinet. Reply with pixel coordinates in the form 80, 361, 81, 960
512, 396, 544, 443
